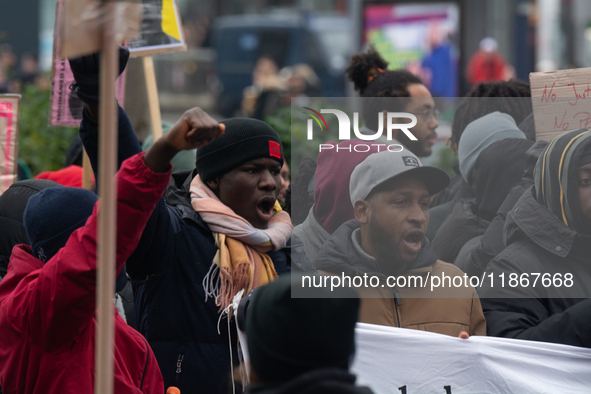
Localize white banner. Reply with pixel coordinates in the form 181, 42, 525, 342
352, 323, 591, 394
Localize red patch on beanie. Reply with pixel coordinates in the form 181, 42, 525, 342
269, 141, 281, 159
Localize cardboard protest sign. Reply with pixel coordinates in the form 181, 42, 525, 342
50, 0, 127, 127
0, 95, 21, 195
352, 323, 591, 394
60, 0, 142, 59
128, 0, 186, 57
530, 68, 591, 142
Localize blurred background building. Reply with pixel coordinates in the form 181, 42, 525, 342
0, 0, 588, 134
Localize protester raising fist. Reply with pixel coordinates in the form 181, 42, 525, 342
143, 107, 225, 173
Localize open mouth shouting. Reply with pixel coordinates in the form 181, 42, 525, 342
256, 195, 276, 222
402, 229, 424, 256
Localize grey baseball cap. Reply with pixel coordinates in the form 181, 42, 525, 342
349, 150, 450, 204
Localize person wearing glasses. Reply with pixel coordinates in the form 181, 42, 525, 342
346, 47, 440, 158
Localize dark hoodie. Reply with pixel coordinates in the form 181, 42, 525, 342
457, 140, 548, 276
432, 138, 534, 264
478, 129, 591, 348
312, 220, 487, 336
245, 369, 374, 394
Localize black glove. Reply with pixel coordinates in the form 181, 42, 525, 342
68, 46, 130, 106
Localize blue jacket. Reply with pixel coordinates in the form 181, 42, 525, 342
80, 107, 290, 393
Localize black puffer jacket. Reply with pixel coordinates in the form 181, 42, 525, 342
426, 180, 473, 241
479, 129, 591, 348
457, 141, 548, 276
478, 188, 591, 347
432, 138, 534, 263
431, 198, 489, 263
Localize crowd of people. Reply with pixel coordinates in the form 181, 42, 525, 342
0, 42, 590, 394
0, 44, 40, 94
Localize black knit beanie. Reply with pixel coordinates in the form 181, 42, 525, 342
24, 186, 98, 262
246, 274, 359, 383
196, 118, 284, 181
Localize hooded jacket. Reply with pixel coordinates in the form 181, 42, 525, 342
291, 207, 330, 271
0, 153, 166, 393
80, 107, 291, 394
478, 129, 591, 347
312, 220, 486, 337
432, 138, 534, 263
456, 140, 548, 277
245, 369, 374, 394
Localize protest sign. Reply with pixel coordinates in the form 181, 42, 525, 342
530, 68, 591, 142
50, 0, 127, 127
60, 0, 142, 59
128, 0, 186, 57
352, 323, 591, 394
0, 95, 21, 195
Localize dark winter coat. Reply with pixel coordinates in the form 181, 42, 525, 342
432, 198, 490, 263
245, 369, 374, 394
455, 140, 548, 277
479, 127, 591, 348
432, 138, 534, 264
426, 178, 473, 241
478, 188, 591, 347
79, 107, 290, 393
429, 164, 463, 209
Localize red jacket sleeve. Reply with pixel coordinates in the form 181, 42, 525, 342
6, 152, 172, 352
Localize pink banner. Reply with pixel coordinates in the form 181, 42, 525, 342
0, 95, 21, 195
50, 0, 126, 127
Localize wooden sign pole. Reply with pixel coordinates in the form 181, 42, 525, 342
94, 2, 118, 394
82, 149, 93, 190
142, 56, 163, 140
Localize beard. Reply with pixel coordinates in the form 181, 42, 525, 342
397, 131, 432, 158
368, 213, 418, 276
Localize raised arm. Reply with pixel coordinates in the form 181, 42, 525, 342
69, 47, 141, 182
5, 112, 223, 352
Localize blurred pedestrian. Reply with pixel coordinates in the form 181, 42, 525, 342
421, 21, 458, 97
242, 56, 285, 119
466, 38, 510, 88
16, 53, 38, 86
